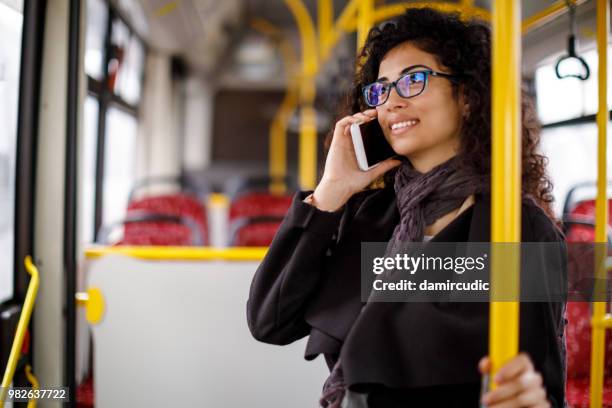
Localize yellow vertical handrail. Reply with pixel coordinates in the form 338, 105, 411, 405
318, 0, 334, 61
357, 0, 374, 53
0, 256, 40, 408
284, 0, 319, 190
250, 18, 300, 194
489, 0, 521, 381
590, 1, 609, 407
318, 0, 359, 62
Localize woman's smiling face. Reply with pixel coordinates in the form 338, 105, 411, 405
375, 41, 466, 172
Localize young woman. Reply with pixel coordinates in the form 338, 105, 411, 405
247, 7, 565, 408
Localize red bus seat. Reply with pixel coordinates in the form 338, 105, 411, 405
228, 192, 292, 246
121, 193, 208, 246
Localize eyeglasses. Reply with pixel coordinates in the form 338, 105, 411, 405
362, 69, 461, 107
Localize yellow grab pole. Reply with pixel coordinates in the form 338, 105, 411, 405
0, 257, 40, 407
319, 0, 359, 62
357, 0, 374, 53
590, 1, 609, 407
250, 18, 299, 194
318, 0, 334, 61
284, 0, 319, 190
489, 0, 521, 381
299, 80, 318, 190
272, 36, 300, 194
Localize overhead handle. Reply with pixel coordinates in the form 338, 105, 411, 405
555, 0, 590, 80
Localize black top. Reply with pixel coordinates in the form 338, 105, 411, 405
247, 185, 567, 407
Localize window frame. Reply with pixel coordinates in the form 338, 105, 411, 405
11, 0, 46, 304
87, 0, 147, 242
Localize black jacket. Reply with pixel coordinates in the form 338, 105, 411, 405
247, 185, 566, 407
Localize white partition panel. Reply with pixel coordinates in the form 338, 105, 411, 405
87, 255, 328, 407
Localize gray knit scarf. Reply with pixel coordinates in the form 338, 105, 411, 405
319, 156, 488, 408
385, 156, 488, 254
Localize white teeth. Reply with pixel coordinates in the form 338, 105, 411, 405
391, 120, 419, 130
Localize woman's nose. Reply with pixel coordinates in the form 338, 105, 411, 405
384, 87, 409, 110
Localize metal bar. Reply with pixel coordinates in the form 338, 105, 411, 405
299, 102, 318, 189
489, 0, 521, 381
93, 7, 113, 241
319, 0, 358, 64
522, 0, 587, 34
284, 0, 318, 79
284, 0, 319, 190
318, 0, 333, 60
0, 257, 40, 408
351, 0, 579, 35
85, 246, 268, 261
357, 0, 374, 53
249, 18, 299, 194
541, 111, 612, 129
64, 0, 80, 405
590, 1, 609, 406
592, 314, 612, 329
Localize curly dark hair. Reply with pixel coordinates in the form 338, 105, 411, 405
325, 7, 555, 218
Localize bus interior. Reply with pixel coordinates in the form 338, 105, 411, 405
1, 0, 612, 407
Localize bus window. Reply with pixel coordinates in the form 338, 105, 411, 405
111, 21, 144, 105
536, 46, 609, 125
535, 46, 612, 215
0, 0, 23, 303
540, 122, 612, 216
84, 0, 145, 240
84, 0, 108, 81
102, 106, 137, 227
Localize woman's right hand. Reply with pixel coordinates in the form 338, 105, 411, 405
311, 109, 402, 212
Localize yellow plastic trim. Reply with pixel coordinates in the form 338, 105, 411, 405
25, 364, 39, 408
489, 0, 521, 384
590, 1, 609, 407
85, 246, 268, 261
0, 256, 40, 408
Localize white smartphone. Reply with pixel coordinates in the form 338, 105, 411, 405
350, 120, 396, 171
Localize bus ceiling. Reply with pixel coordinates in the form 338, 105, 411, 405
104, 0, 597, 80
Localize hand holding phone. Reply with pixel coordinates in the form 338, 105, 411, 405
310, 110, 401, 212
350, 120, 397, 171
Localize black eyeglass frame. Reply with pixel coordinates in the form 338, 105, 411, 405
362, 69, 462, 107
